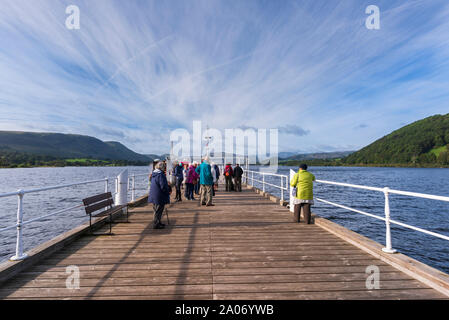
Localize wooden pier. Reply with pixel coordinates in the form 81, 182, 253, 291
0, 184, 448, 300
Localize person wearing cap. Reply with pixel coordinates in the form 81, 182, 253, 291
290, 163, 315, 224
195, 156, 214, 206
148, 161, 171, 229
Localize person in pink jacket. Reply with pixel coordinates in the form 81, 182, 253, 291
184, 162, 199, 200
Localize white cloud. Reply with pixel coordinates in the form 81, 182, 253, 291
1, 0, 449, 154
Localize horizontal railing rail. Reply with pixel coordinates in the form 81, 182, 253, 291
311, 178, 449, 251
0, 170, 149, 261
243, 168, 449, 254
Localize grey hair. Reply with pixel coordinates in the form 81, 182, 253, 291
155, 162, 166, 170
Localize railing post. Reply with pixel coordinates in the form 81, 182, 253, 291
115, 169, 128, 206
104, 178, 109, 193
382, 187, 397, 253
131, 174, 136, 202
251, 171, 254, 186
10, 190, 27, 261
262, 173, 265, 193
281, 177, 284, 201
289, 169, 295, 213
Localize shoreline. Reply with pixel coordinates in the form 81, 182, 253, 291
279, 162, 449, 169
3, 163, 448, 169
0, 164, 149, 169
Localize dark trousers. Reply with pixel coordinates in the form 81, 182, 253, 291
175, 178, 182, 201
293, 203, 311, 224
234, 177, 242, 192
153, 204, 165, 227
194, 182, 200, 194
185, 183, 194, 200
225, 176, 233, 191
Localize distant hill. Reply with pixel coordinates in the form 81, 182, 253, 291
283, 151, 354, 161
0, 131, 152, 162
278, 152, 298, 159
343, 114, 449, 165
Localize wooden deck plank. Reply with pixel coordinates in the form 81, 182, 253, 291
0, 184, 447, 300
7, 272, 413, 288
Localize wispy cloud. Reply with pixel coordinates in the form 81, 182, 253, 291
1, 0, 449, 154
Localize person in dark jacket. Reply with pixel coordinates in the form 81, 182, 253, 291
172, 161, 184, 202
213, 163, 220, 194
233, 164, 244, 192
148, 162, 171, 229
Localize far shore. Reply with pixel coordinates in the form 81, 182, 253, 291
279, 162, 449, 169
2, 162, 449, 169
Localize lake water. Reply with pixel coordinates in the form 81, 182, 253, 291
0, 166, 150, 263
0, 165, 448, 275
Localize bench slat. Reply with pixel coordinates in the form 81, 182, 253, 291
93, 204, 127, 217
85, 199, 114, 215
83, 192, 112, 206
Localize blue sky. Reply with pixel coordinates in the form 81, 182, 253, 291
1, 0, 449, 155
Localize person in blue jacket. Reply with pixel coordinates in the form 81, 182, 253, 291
172, 161, 184, 202
195, 156, 214, 206
148, 161, 171, 229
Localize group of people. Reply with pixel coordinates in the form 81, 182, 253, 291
223, 163, 244, 192
172, 158, 221, 203
147, 156, 225, 229
148, 157, 316, 229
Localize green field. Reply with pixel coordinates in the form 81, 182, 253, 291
428, 146, 448, 158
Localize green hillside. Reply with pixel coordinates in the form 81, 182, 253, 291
343, 114, 449, 165
0, 131, 152, 164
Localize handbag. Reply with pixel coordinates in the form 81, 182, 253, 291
291, 186, 297, 197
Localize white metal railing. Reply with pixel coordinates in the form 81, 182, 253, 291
311, 177, 449, 252
0, 169, 149, 261
128, 173, 150, 202
243, 168, 449, 254
243, 169, 289, 201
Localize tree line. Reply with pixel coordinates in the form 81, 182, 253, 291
0, 150, 149, 168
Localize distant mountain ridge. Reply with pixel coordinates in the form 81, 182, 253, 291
0, 131, 154, 162
281, 151, 354, 160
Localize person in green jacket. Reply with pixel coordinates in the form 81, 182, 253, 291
290, 163, 315, 224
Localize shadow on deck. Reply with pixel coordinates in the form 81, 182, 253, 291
0, 184, 447, 300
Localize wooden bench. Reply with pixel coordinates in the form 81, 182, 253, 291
82, 192, 128, 235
